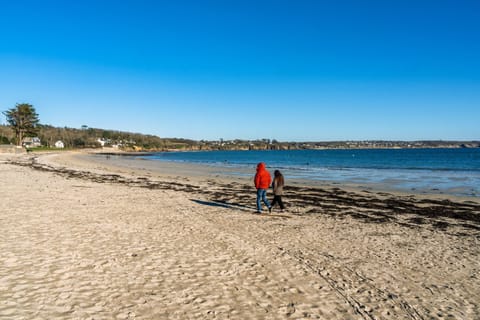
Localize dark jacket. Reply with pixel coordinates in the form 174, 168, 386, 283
272, 176, 284, 195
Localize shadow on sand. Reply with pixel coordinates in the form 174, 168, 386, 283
191, 199, 291, 219
190, 199, 252, 212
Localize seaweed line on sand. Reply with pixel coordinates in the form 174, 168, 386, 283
8, 156, 480, 237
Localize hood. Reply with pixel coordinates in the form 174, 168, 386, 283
256, 162, 266, 171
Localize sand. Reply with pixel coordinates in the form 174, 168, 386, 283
1, 151, 479, 319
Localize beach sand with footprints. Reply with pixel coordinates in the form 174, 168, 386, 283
1, 151, 479, 319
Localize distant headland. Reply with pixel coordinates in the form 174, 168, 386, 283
195, 139, 480, 151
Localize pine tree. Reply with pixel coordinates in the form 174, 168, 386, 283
3, 103, 40, 146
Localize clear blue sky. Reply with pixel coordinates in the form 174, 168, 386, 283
1, 0, 479, 141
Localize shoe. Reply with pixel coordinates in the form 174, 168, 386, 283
268, 207, 272, 213
256, 211, 262, 214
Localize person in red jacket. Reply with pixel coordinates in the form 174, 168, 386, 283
254, 162, 272, 213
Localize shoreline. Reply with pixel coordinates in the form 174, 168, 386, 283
1, 150, 480, 319
88, 150, 479, 202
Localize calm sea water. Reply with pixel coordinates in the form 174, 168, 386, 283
137, 149, 480, 197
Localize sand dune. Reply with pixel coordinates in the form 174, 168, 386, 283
1, 152, 479, 319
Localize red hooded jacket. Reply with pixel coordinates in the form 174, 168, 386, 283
254, 162, 272, 189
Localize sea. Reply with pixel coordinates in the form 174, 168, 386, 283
133, 148, 480, 197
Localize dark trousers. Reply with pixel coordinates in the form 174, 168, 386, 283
271, 195, 285, 210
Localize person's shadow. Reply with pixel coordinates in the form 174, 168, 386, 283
190, 199, 252, 212
190, 199, 291, 218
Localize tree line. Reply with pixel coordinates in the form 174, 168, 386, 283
3, 103, 477, 151
1, 103, 195, 150
1, 103, 285, 151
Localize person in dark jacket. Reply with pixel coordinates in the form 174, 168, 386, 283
254, 162, 272, 213
271, 170, 285, 211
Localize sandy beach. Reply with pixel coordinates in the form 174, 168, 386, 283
1, 151, 479, 319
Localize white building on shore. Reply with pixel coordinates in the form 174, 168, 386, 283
54, 140, 65, 148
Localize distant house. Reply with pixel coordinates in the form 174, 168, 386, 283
54, 140, 65, 148
97, 138, 111, 147
22, 137, 41, 148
